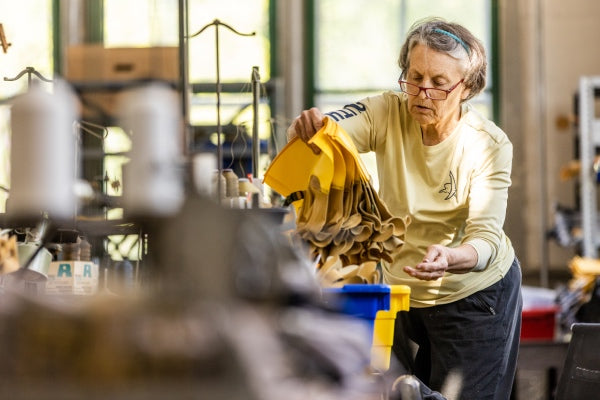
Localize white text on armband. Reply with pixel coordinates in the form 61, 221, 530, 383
325, 102, 366, 122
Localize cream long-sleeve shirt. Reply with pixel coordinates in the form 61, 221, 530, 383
325, 91, 515, 308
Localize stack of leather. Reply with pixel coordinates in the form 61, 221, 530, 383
265, 117, 409, 286
317, 255, 380, 287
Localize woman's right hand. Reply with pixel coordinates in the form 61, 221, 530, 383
286, 107, 324, 154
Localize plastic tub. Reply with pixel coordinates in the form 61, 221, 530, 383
322, 283, 411, 371
521, 307, 558, 341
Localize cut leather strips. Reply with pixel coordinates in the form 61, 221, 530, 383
264, 117, 410, 285
317, 255, 381, 287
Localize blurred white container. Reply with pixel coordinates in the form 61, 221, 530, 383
192, 152, 217, 197
119, 83, 184, 217
8, 81, 78, 220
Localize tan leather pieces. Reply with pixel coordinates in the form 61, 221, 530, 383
317, 255, 380, 287
264, 117, 410, 286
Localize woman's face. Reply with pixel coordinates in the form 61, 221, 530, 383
404, 43, 470, 128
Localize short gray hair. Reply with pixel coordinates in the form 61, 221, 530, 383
398, 17, 487, 101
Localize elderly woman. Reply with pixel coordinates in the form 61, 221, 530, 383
287, 17, 522, 400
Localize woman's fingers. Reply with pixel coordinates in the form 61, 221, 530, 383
287, 108, 324, 154
403, 255, 448, 281
404, 266, 443, 281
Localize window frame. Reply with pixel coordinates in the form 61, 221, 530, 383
304, 0, 500, 123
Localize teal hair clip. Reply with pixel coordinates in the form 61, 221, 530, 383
432, 28, 470, 55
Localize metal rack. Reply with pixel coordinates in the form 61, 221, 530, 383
578, 76, 600, 258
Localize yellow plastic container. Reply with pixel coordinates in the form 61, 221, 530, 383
371, 285, 411, 371
388, 285, 411, 314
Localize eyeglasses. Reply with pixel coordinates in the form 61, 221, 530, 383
398, 79, 464, 100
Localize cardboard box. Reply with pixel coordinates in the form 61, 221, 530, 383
65, 45, 179, 83
45, 261, 99, 295
65, 45, 180, 118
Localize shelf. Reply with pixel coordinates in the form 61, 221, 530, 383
578, 76, 600, 258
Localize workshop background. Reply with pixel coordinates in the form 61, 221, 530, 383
0, 0, 599, 399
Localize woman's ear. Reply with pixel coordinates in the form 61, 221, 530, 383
461, 86, 471, 101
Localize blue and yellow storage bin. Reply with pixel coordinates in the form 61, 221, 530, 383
322, 284, 411, 371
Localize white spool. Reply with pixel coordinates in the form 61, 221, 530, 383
119, 83, 184, 217
8, 81, 78, 220
192, 152, 217, 197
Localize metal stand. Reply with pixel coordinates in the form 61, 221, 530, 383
251, 66, 261, 179
177, 0, 191, 156
578, 76, 600, 258
188, 19, 255, 203
4, 66, 52, 88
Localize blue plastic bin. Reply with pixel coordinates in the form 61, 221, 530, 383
322, 283, 411, 371
322, 284, 391, 338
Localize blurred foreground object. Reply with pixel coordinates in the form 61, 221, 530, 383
0, 195, 386, 399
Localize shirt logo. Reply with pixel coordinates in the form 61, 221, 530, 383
325, 102, 366, 122
439, 171, 457, 200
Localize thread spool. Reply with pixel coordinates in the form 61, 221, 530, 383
119, 83, 184, 217
79, 237, 91, 261
222, 168, 239, 198
8, 81, 78, 220
212, 169, 226, 201
193, 152, 217, 197
62, 241, 80, 261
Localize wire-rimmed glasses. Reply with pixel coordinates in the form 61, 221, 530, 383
398, 79, 464, 100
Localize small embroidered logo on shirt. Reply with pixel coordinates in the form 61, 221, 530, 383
439, 171, 457, 200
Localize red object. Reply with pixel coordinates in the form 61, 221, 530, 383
521, 307, 558, 341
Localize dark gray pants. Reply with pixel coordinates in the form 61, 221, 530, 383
392, 258, 523, 400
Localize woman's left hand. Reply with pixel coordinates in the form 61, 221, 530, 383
403, 244, 449, 281
403, 244, 478, 281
